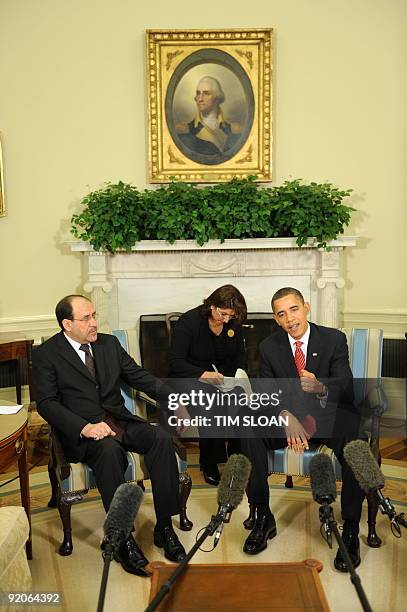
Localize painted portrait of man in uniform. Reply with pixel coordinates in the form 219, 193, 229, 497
165, 50, 255, 166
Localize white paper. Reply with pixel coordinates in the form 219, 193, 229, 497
0, 404, 24, 415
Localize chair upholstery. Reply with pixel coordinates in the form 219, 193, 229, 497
47, 328, 192, 556
245, 328, 388, 548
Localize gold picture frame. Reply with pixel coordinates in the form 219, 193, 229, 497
147, 28, 272, 183
0, 136, 5, 217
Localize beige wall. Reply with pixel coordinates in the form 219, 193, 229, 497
0, 0, 406, 327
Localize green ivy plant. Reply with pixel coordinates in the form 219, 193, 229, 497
71, 177, 354, 253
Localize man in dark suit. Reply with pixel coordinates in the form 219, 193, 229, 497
33, 294, 188, 576
241, 287, 364, 572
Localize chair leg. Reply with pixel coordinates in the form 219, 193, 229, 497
58, 498, 75, 556
179, 472, 193, 531
47, 461, 58, 508
243, 503, 256, 530
285, 475, 294, 488
367, 491, 382, 548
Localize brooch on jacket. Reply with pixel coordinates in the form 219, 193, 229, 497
227, 329, 235, 337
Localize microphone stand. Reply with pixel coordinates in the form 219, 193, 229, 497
145, 510, 228, 612
318, 504, 372, 612
96, 543, 115, 612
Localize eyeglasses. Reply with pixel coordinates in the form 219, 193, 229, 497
216, 307, 236, 321
72, 312, 97, 323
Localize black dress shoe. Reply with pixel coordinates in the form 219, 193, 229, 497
113, 536, 151, 576
334, 530, 361, 572
154, 526, 187, 563
201, 464, 220, 486
243, 512, 277, 555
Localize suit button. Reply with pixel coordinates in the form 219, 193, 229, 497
95, 385, 100, 389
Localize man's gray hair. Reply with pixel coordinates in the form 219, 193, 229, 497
197, 76, 225, 104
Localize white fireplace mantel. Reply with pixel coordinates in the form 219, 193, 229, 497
69, 237, 358, 343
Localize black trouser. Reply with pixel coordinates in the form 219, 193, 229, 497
240, 436, 365, 523
83, 420, 179, 521
199, 437, 241, 467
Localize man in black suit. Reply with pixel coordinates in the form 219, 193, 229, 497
241, 287, 364, 572
33, 294, 188, 575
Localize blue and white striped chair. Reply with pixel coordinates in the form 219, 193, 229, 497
48, 328, 192, 556
244, 328, 388, 548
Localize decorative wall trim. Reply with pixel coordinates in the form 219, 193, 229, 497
343, 310, 407, 338
0, 315, 58, 343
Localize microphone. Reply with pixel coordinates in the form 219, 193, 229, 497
98, 483, 144, 612
103, 483, 144, 554
212, 454, 251, 547
344, 440, 402, 536
309, 454, 337, 505
309, 454, 337, 547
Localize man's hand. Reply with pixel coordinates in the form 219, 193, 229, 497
173, 403, 190, 434
279, 410, 310, 454
200, 371, 224, 385
299, 369, 325, 395
81, 421, 116, 440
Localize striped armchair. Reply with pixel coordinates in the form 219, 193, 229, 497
244, 328, 388, 548
48, 329, 192, 556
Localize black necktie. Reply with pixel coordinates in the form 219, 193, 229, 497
79, 344, 96, 378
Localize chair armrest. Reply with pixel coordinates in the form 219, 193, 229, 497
49, 428, 71, 482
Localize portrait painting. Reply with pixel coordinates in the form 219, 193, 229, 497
147, 29, 272, 183
0, 137, 5, 217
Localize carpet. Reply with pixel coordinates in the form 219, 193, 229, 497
25, 485, 407, 612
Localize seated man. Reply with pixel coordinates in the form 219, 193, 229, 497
241, 287, 365, 572
33, 294, 188, 576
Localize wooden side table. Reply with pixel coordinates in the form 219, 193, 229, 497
0, 401, 32, 559
0, 333, 34, 404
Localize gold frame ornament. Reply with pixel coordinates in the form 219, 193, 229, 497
0, 136, 5, 217
147, 29, 272, 183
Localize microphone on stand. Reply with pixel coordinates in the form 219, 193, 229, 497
309, 454, 337, 547
309, 454, 372, 612
97, 483, 144, 612
145, 454, 251, 612
343, 440, 406, 537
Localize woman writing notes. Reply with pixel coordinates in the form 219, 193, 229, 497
169, 285, 248, 486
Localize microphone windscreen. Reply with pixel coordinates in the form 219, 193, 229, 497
309, 454, 337, 504
104, 483, 144, 549
217, 454, 251, 509
343, 440, 385, 494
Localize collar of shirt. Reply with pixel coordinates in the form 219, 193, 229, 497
63, 332, 93, 364
288, 323, 310, 362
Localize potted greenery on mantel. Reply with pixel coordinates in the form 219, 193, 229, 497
71, 177, 354, 254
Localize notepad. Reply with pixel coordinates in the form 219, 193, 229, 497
0, 404, 24, 415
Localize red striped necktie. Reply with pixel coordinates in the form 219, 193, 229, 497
294, 341, 305, 375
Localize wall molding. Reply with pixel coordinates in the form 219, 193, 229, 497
343, 309, 407, 338
0, 315, 58, 343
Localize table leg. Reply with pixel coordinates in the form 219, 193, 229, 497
14, 359, 22, 405
17, 427, 32, 559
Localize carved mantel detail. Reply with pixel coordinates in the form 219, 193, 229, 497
69, 238, 357, 332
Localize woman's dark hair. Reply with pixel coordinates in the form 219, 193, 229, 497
202, 284, 247, 325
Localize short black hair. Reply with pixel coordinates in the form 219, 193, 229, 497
271, 287, 305, 313
55, 294, 91, 330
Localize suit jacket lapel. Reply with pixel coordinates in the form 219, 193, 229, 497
56, 332, 96, 382
276, 332, 298, 378
92, 339, 106, 386
306, 323, 322, 374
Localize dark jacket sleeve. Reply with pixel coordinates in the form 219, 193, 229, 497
168, 315, 207, 379
114, 336, 174, 401
33, 345, 88, 444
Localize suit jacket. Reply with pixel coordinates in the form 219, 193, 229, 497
258, 322, 355, 438
168, 305, 247, 379
33, 331, 171, 462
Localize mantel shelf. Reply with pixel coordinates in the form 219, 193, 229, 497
68, 236, 358, 253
